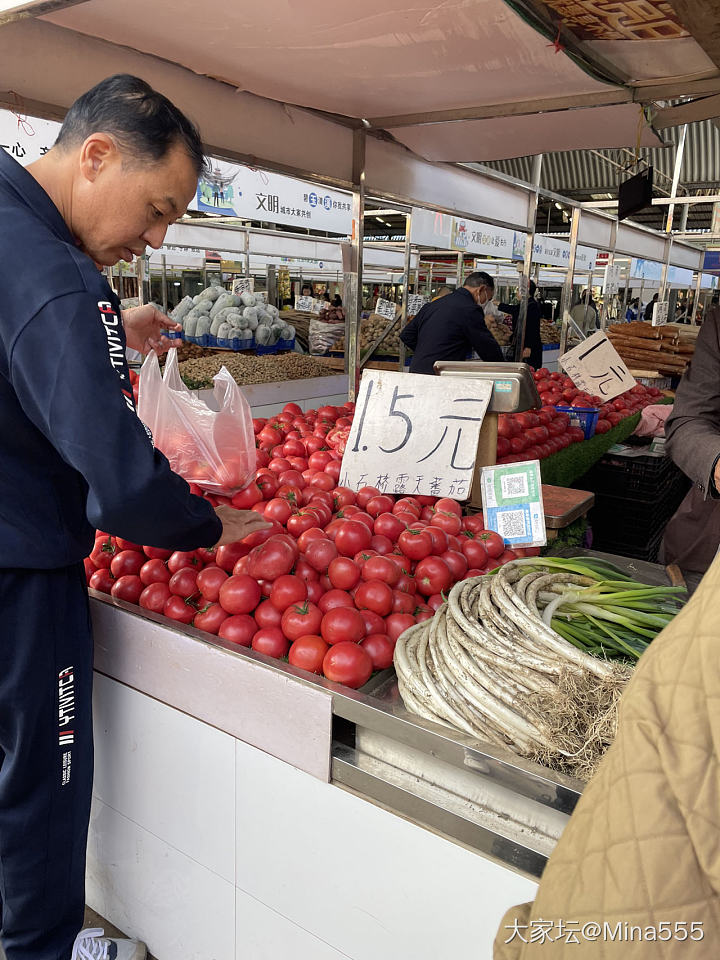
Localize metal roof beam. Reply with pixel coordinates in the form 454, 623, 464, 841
654, 94, 720, 129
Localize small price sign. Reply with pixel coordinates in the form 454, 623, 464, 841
295, 295, 316, 312
652, 301, 669, 327
407, 294, 428, 317
340, 370, 492, 499
603, 264, 623, 296
375, 298, 397, 321
232, 277, 254, 296
560, 330, 636, 402
481, 461, 546, 547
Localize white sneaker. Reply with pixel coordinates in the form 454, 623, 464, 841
71, 928, 147, 960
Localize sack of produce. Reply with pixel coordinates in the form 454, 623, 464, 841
240, 291, 257, 308
137, 349, 256, 496
210, 292, 241, 318
309, 317, 345, 355
170, 295, 194, 325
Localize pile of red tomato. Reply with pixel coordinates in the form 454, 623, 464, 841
85, 401, 538, 689
495, 369, 665, 465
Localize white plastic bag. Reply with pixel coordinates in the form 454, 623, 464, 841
137, 350, 256, 496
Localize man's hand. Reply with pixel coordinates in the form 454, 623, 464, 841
213, 504, 271, 547
122, 303, 181, 356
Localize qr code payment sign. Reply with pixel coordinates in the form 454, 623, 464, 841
481, 460, 547, 548
497, 509, 529, 540
501, 475, 529, 499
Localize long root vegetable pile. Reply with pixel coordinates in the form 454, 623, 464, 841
394, 557, 684, 780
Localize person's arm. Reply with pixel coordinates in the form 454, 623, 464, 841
9, 292, 228, 549
400, 306, 426, 350
665, 315, 720, 499
462, 310, 504, 362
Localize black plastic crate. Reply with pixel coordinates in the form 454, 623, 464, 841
589, 473, 690, 555
580, 451, 680, 500
592, 528, 665, 564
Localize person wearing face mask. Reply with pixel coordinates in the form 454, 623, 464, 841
400, 271, 503, 374
0, 75, 270, 960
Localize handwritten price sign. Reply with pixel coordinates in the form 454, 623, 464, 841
340, 370, 492, 499
375, 298, 397, 321
560, 331, 636, 402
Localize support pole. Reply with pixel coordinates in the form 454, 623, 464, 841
559, 207, 581, 354
599, 221, 617, 331
456, 250, 464, 288
694, 271, 703, 325
398, 211, 413, 371
514, 154, 543, 363
345, 128, 366, 400
161, 255, 168, 312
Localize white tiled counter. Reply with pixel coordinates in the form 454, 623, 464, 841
86, 596, 578, 960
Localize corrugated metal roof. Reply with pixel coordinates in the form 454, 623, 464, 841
483, 120, 720, 195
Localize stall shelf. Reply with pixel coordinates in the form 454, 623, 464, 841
196, 373, 349, 419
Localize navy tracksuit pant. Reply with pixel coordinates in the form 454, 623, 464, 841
0, 566, 93, 960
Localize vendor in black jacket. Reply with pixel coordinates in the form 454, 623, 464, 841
400, 271, 503, 374
0, 75, 269, 960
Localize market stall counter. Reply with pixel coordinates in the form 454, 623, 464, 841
86, 550, 680, 959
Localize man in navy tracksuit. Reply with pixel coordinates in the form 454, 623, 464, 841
0, 76, 267, 960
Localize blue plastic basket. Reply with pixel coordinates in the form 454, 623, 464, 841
165, 329, 183, 340
232, 335, 254, 351
554, 405, 599, 440
255, 337, 296, 356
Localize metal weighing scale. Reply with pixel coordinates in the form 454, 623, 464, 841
434, 360, 594, 526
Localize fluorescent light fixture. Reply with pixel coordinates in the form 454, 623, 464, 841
554, 201, 564, 210
375, 217, 386, 224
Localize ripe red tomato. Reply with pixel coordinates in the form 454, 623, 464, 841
373, 512, 406, 541
252, 628, 290, 659
110, 549, 145, 579
354, 579, 393, 617
219, 574, 262, 615
385, 613, 416, 642
430, 511, 462, 536
356, 486, 381, 509
142, 545, 173, 561
398, 528, 432, 561
360, 634, 395, 670
109, 575, 143, 604
263, 498, 293, 525
392, 590, 416, 615
306, 579, 324, 604
318, 589, 355, 614
427, 593, 445, 612
231, 483, 261, 509
498, 549, 518, 564
253, 599, 283, 629
288, 635, 329, 675
193, 603, 230, 635
168, 567, 199, 599
365, 495, 394, 517
477, 530, 505, 559
247, 536, 297, 581
166, 550, 201, 574
335, 520, 373, 557
304, 538, 338, 574
269, 574, 307, 611
332, 487, 356, 510
370, 534, 393, 555
89, 568, 115, 594
212, 542, 248, 573
327, 557, 361, 590
281, 601, 323, 641
394, 497, 422, 517
139, 581, 171, 613
440, 549, 468, 581
139, 558, 170, 586
361, 555, 401, 586
321, 606, 366, 645
424, 525, 449, 556
196, 565, 228, 602
461, 536, 489, 569
414, 556, 452, 597
322, 642, 373, 689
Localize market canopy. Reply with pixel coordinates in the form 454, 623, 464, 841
1, 0, 719, 167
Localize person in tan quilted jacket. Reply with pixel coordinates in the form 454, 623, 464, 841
494, 556, 720, 958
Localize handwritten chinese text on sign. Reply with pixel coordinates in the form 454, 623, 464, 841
559, 331, 636, 402
340, 370, 492, 499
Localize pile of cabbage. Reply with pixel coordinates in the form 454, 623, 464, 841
170, 286, 295, 346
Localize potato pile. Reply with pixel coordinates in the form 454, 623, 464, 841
486, 315, 512, 346
178, 352, 336, 390
541, 319, 560, 344
335, 313, 404, 356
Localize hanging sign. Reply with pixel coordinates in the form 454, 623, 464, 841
407, 294, 428, 317
232, 277, 255, 296
652, 301, 669, 327
481, 461, 547, 547
340, 371, 492, 499
375, 298, 397, 321
560, 331, 636, 402
603, 264, 623, 296
191, 157, 353, 234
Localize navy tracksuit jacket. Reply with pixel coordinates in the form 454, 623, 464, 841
0, 151, 221, 959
